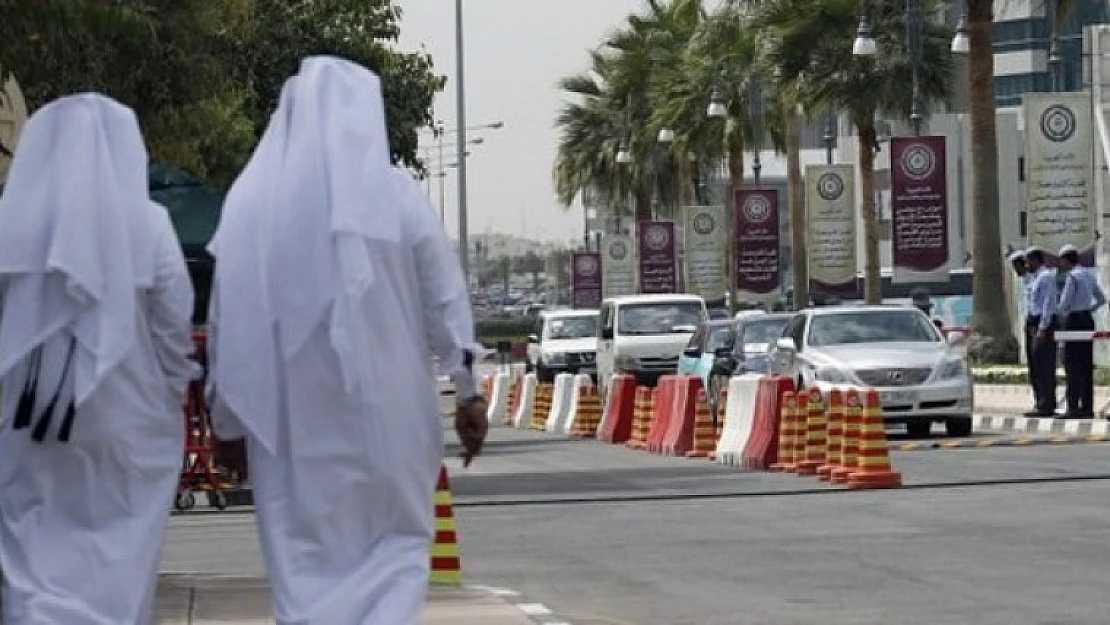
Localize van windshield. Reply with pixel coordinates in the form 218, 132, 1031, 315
545, 315, 598, 340
618, 302, 704, 335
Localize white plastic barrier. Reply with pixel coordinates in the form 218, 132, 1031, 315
513, 374, 538, 428
486, 372, 512, 424
716, 374, 762, 467
511, 362, 528, 378
545, 373, 575, 432
561, 374, 595, 434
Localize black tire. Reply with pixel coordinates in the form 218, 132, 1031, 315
208, 491, 228, 510
905, 420, 932, 438
175, 492, 196, 511
945, 417, 973, 438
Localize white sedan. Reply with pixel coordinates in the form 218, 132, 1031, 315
770, 305, 973, 437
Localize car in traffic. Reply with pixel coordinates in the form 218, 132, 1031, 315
678, 318, 736, 382
596, 294, 707, 393
731, 312, 792, 374
770, 305, 973, 437
526, 309, 599, 382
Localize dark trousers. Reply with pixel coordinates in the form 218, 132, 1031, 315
1026, 316, 1057, 413
1063, 311, 1095, 417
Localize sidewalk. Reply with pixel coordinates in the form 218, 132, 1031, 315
154, 575, 535, 624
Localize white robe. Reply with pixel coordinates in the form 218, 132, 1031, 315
207, 171, 478, 624
0, 207, 195, 624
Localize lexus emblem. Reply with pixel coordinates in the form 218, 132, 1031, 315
887, 370, 904, 383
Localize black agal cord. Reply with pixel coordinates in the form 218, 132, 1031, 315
30, 338, 77, 443
12, 348, 43, 430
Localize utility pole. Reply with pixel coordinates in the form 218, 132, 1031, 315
455, 0, 471, 284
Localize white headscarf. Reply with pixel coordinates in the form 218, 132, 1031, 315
0, 94, 156, 406
209, 56, 398, 453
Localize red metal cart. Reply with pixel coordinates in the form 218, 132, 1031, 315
175, 332, 231, 511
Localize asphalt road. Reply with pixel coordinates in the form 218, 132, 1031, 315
163, 422, 1110, 624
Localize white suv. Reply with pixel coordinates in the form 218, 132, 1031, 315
526, 310, 600, 382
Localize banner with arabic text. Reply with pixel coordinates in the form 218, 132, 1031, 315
734, 189, 780, 303
890, 135, 951, 283
637, 220, 677, 294
571, 251, 602, 309
601, 234, 637, 298
682, 205, 727, 301
805, 164, 858, 295
1023, 92, 1096, 265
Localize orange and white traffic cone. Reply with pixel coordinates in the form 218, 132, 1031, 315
504, 378, 519, 426
847, 389, 902, 489
817, 389, 845, 481
686, 389, 717, 458
626, 387, 654, 450
786, 392, 809, 473
796, 388, 826, 476
769, 391, 798, 472
831, 389, 862, 484
429, 466, 462, 585
570, 384, 603, 438
530, 383, 552, 431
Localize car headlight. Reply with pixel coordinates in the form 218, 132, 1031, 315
813, 366, 852, 384
615, 355, 638, 370
937, 358, 967, 380
544, 352, 566, 365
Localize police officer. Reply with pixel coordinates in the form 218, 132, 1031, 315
1024, 247, 1059, 416
1057, 244, 1106, 418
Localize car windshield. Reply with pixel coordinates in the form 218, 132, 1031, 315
741, 318, 789, 347
706, 326, 734, 352
618, 302, 704, 335
545, 315, 598, 340
808, 310, 941, 347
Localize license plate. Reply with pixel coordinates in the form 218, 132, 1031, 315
880, 390, 918, 406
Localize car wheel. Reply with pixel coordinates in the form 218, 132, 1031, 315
944, 417, 973, 438
905, 420, 932, 438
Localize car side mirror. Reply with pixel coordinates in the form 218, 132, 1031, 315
683, 346, 701, 357
775, 337, 797, 354
526, 334, 539, 344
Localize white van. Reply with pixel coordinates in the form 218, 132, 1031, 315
596, 294, 708, 395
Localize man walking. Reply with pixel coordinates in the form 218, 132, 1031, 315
0, 94, 195, 623
205, 56, 488, 624
1024, 248, 1059, 417
1057, 244, 1106, 418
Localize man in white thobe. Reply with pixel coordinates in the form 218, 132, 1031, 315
0, 94, 195, 623
205, 56, 488, 625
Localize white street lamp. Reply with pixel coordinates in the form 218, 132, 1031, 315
616, 146, 632, 164
852, 13, 878, 57
657, 128, 676, 144
707, 87, 727, 118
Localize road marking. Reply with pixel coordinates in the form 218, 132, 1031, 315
474, 586, 576, 624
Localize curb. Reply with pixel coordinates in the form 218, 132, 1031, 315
467, 586, 576, 625
974, 414, 1110, 436
893, 434, 1110, 451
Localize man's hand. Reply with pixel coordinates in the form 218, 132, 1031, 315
455, 397, 489, 468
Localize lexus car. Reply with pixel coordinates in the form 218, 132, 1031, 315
770, 305, 973, 437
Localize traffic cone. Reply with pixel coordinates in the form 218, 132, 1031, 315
796, 388, 826, 476
429, 466, 462, 585
786, 392, 809, 473
504, 378, 519, 426
530, 383, 552, 431
769, 391, 798, 472
686, 389, 716, 458
831, 389, 862, 484
847, 389, 902, 489
817, 389, 845, 481
570, 384, 603, 438
626, 387, 654, 450
480, 374, 493, 404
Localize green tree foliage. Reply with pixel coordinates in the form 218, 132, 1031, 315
0, 0, 443, 186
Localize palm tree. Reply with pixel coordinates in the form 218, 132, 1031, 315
761, 0, 953, 304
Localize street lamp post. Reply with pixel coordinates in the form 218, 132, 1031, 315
455, 0, 471, 284
748, 75, 764, 184
1047, 0, 1063, 92
823, 113, 836, 164
906, 0, 924, 136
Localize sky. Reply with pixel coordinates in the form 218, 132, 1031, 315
396, 0, 646, 244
